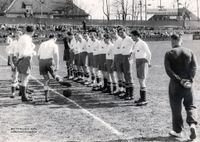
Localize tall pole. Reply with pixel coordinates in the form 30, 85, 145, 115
160, 0, 162, 8
40, 0, 44, 18
177, 0, 179, 20
40, 4, 42, 18
139, 0, 142, 21
145, 0, 147, 20
197, 0, 199, 20
132, 0, 135, 20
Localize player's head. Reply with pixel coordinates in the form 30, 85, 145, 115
110, 28, 118, 39
15, 31, 23, 39
171, 33, 182, 48
89, 29, 97, 41
49, 34, 57, 41
26, 25, 34, 35
97, 31, 104, 40
130, 30, 141, 41
117, 26, 126, 39
75, 32, 82, 42
104, 33, 110, 44
82, 32, 89, 41
67, 31, 73, 40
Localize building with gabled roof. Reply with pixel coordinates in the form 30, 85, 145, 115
3, 0, 89, 19
148, 8, 199, 21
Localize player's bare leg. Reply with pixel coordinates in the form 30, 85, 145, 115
134, 79, 147, 105
10, 68, 18, 98
19, 74, 32, 102
43, 74, 50, 102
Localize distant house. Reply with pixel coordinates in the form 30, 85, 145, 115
148, 8, 199, 21
3, 0, 89, 19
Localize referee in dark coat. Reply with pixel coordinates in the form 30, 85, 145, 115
63, 32, 73, 78
164, 34, 198, 140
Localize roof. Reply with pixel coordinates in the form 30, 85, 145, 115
178, 7, 198, 20
4, 0, 53, 14
148, 8, 199, 21
3, 0, 89, 17
49, 0, 89, 17
0, 0, 13, 12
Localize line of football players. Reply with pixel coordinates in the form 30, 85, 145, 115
65, 27, 151, 105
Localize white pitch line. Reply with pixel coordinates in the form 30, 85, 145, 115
30, 75, 125, 137
0, 55, 126, 139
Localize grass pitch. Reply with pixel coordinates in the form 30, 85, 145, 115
0, 40, 199, 142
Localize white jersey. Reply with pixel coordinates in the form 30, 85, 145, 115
92, 40, 100, 56
106, 42, 115, 60
38, 39, 59, 59
80, 39, 87, 53
6, 39, 18, 56
86, 39, 93, 53
6, 36, 13, 45
16, 34, 36, 58
97, 40, 106, 55
73, 41, 81, 54
97, 40, 105, 55
69, 37, 76, 50
121, 36, 135, 55
132, 38, 151, 62
112, 36, 123, 55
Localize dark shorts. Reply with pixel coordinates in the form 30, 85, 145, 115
88, 53, 93, 67
122, 55, 134, 86
136, 58, 149, 79
98, 54, 106, 71
11, 56, 18, 72
93, 55, 99, 68
17, 57, 31, 75
79, 52, 88, 67
39, 58, 56, 77
114, 54, 123, 72
12, 56, 18, 66
105, 59, 113, 73
74, 54, 80, 66
63, 49, 70, 61
69, 51, 74, 64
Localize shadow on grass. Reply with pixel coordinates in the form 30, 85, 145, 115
48, 91, 137, 109
0, 79, 138, 109
99, 136, 192, 142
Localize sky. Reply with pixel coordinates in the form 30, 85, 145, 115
74, 0, 200, 19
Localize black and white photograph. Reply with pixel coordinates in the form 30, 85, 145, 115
0, 0, 199, 141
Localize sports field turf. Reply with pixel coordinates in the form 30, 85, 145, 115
0, 40, 199, 142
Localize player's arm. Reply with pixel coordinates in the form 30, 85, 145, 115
38, 43, 42, 60
54, 45, 59, 71
10, 54, 15, 69
31, 43, 37, 56
189, 52, 198, 82
164, 52, 181, 82
129, 41, 135, 60
144, 43, 152, 65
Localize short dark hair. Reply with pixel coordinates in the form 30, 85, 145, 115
131, 30, 141, 37
67, 31, 73, 36
26, 26, 34, 33
104, 33, 110, 39
88, 29, 97, 33
117, 26, 125, 32
171, 33, 182, 40
49, 34, 55, 39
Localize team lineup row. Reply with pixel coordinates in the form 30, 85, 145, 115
63, 27, 151, 105
5, 25, 197, 140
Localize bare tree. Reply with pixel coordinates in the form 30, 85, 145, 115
196, 0, 199, 20
102, 0, 111, 20
0, 0, 13, 13
112, 0, 121, 20
112, 0, 131, 21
